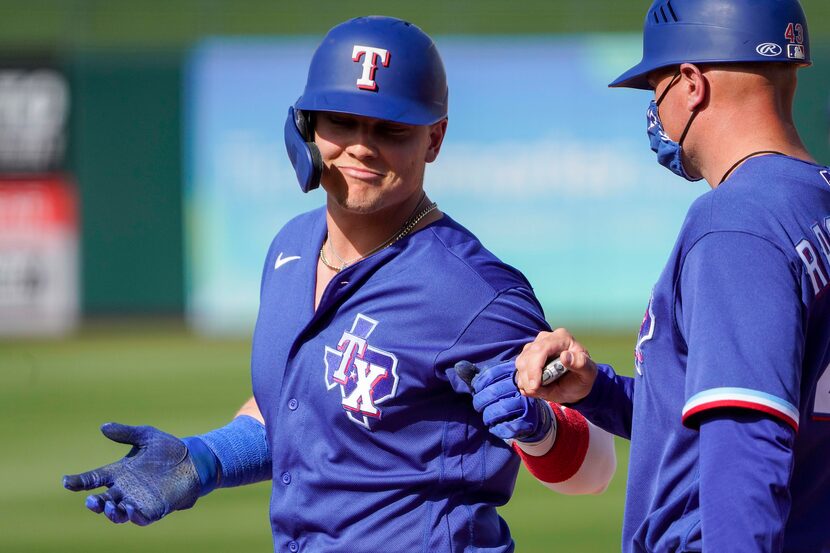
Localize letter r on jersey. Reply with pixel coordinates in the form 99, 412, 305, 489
352, 45, 390, 91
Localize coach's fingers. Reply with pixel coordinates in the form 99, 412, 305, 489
526, 350, 598, 404
515, 329, 575, 395
560, 350, 593, 373
63, 466, 113, 491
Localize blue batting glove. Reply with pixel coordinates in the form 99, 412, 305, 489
62, 423, 217, 526
454, 360, 551, 442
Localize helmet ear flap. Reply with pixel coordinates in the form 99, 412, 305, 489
296, 108, 324, 183
295, 108, 314, 141
284, 106, 323, 193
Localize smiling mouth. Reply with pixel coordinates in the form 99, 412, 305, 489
337, 165, 385, 181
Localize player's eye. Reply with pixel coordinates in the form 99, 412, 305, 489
327, 115, 355, 128
376, 124, 411, 138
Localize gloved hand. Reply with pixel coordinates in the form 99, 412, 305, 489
455, 360, 551, 442
62, 423, 215, 526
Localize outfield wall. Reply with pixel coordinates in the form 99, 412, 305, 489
6, 39, 826, 330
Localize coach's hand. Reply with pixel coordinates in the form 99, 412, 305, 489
515, 328, 597, 404
454, 360, 551, 443
63, 423, 213, 526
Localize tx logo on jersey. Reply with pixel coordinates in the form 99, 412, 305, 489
352, 45, 390, 91
324, 314, 399, 429
635, 292, 655, 376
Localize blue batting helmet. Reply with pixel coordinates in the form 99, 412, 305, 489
611, 0, 811, 90
284, 16, 448, 192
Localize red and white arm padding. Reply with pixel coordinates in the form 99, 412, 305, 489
512, 403, 616, 495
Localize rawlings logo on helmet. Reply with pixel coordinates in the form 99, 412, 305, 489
756, 43, 783, 57
352, 45, 391, 91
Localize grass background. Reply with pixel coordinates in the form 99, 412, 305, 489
2, 0, 830, 47
0, 324, 634, 552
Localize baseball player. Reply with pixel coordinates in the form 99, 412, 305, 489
62, 16, 615, 551
510, 1, 830, 551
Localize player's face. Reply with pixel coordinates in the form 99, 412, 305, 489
314, 112, 446, 215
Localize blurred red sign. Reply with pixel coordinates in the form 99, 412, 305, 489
0, 176, 79, 335
0, 177, 76, 234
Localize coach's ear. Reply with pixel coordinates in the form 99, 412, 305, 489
425, 118, 448, 163
679, 63, 708, 113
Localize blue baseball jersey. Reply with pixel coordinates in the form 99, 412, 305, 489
577, 155, 830, 551
250, 207, 549, 553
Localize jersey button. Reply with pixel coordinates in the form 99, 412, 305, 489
288, 398, 299, 411
288, 541, 299, 552
281, 472, 291, 485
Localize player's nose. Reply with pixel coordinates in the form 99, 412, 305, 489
344, 125, 380, 159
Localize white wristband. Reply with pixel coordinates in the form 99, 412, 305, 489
515, 402, 557, 457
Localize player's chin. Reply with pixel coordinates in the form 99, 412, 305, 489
323, 180, 379, 211
339, 188, 388, 215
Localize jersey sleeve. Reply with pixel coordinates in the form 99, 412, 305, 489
699, 409, 795, 551
436, 286, 550, 394
570, 364, 635, 439
678, 231, 803, 431
514, 403, 616, 495
436, 287, 617, 494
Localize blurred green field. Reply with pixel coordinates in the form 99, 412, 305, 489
0, 324, 635, 552
3, 0, 830, 47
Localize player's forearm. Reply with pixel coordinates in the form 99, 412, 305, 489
514, 404, 616, 495
185, 415, 272, 491
569, 364, 634, 439
699, 411, 794, 552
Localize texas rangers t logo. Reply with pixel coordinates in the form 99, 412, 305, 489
352, 45, 390, 91
324, 314, 399, 428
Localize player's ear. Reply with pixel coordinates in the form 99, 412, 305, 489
679, 63, 708, 112
425, 118, 448, 163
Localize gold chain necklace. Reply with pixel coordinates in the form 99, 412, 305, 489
319, 199, 438, 272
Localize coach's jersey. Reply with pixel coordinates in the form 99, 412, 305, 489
250, 207, 548, 553
624, 155, 830, 552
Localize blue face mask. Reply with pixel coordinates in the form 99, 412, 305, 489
646, 73, 702, 182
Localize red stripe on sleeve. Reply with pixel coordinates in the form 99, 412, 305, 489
513, 403, 589, 484
682, 400, 798, 432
